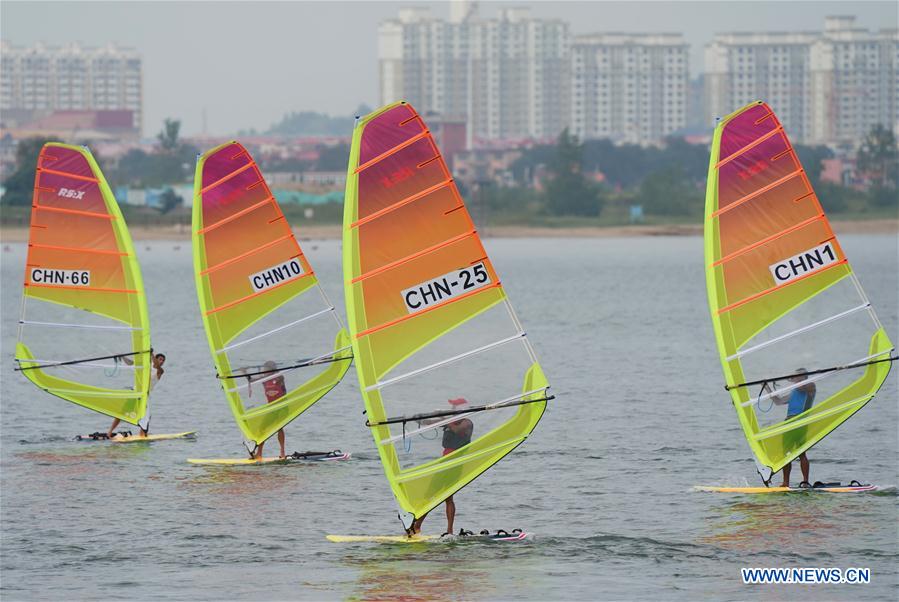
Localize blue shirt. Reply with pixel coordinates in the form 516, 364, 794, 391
786, 389, 813, 418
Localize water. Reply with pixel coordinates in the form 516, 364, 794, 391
2, 235, 897, 600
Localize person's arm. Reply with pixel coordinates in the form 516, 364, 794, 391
242, 368, 253, 397
763, 381, 787, 405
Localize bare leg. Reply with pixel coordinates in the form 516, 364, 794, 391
254, 441, 264, 460
412, 513, 427, 535
780, 461, 792, 488
799, 453, 810, 484
445, 495, 456, 535
108, 418, 120, 438
278, 429, 286, 459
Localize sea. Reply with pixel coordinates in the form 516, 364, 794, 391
1, 234, 896, 601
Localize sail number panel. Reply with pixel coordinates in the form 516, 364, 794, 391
769, 242, 838, 285
29, 268, 91, 287
402, 262, 491, 314
249, 257, 304, 292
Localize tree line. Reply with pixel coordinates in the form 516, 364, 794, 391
0, 118, 352, 211
1, 118, 195, 213
4, 119, 895, 223
482, 124, 897, 221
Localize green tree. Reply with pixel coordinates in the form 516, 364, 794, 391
794, 144, 834, 189
158, 188, 183, 214
814, 182, 850, 213
637, 167, 702, 216
157, 118, 181, 153
267, 110, 356, 136
315, 142, 351, 171
109, 121, 197, 188
543, 129, 604, 216
868, 186, 897, 209
1, 137, 55, 205
857, 124, 898, 190
113, 148, 150, 186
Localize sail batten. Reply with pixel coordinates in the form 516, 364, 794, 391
344, 101, 550, 527
718, 259, 849, 314
19, 320, 144, 331
193, 141, 351, 447
364, 332, 527, 392
727, 302, 871, 360
704, 101, 895, 481
712, 213, 826, 266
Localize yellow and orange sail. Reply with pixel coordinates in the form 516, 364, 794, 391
193, 142, 351, 448
343, 102, 551, 529
704, 101, 895, 482
15, 143, 152, 424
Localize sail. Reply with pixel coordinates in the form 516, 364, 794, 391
14, 143, 151, 423
704, 101, 896, 482
192, 141, 352, 447
343, 101, 551, 528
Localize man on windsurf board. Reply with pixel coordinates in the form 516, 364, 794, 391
412, 398, 474, 535
107, 351, 165, 439
247, 360, 287, 459
763, 369, 816, 487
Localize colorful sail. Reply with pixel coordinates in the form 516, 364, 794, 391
343, 102, 551, 529
704, 101, 896, 482
193, 141, 351, 448
14, 143, 152, 424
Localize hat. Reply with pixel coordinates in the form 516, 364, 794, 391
790, 368, 808, 381
448, 397, 468, 407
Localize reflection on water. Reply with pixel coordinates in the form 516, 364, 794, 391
178, 465, 307, 497
698, 495, 879, 553
15, 443, 154, 478
343, 542, 538, 602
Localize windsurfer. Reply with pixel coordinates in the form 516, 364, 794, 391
108, 351, 165, 439
411, 398, 474, 535
247, 360, 287, 459
764, 369, 816, 487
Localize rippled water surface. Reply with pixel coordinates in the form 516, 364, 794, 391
2, 235, 897, 600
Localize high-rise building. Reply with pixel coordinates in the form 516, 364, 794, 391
377, 4, 569, 143
571, 33, 688, 144
1, 41, 143, 132
705, 16, 897, 145
809, 16, 898, 146
469, 7, 569, 142
378, 8, 471, 126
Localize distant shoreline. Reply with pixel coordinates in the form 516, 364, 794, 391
1, 219, 896, 242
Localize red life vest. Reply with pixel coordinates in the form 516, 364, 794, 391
263, 376, 286, 402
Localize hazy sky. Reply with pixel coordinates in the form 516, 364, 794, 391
2, 1, 895, 136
